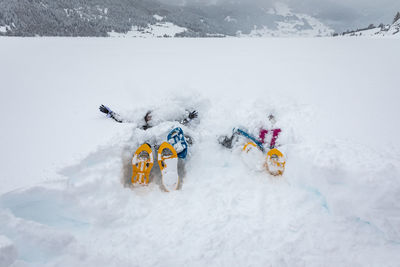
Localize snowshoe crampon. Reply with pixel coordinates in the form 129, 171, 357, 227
157, 142, 179, 192
265, 148, 285, 176
131, 143, 154, 185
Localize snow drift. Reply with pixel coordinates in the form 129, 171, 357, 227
0, 37, 399, 266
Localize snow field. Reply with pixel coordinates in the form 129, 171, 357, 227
0, 38, 399, 266
108, 22, 187, 38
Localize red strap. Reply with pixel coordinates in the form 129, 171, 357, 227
259, 128, 281, 148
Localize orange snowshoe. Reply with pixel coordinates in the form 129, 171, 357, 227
157, 142, 179, 192
131, 143, 154, 185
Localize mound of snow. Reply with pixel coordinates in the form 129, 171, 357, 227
0, 38, 399, 266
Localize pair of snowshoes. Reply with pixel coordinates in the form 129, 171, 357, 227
131, 128, 188, 192
242, 141, 286, 176
237, 128, 286, 176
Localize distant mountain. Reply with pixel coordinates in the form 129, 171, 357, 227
339, 12, 400, 38
237, 3, 333, 37
0, 0, 209, 37
0, 0, 333, 37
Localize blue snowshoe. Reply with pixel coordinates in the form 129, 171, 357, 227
167, 127, 188, 159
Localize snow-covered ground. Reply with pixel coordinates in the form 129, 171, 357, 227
0, 38, 399, 266
108, 20, 187, 37
0, 25, 10, 33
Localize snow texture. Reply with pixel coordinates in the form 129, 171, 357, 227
0, 37, 399, 266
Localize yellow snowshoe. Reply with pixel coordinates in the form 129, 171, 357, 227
131, 143, 154, 185
242, 142, 266, 172
265, 148, 286, 176
157, 142, 179, 192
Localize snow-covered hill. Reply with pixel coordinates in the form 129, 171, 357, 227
240, 3, 333, 37
386, 17, 400, 36
108, 3, 333, 38
0, 38, 400, 266
108, 15, 188, 38
342, 16, 400, 38
0, 0, 332, 37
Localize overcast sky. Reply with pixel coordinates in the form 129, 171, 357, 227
161, 0, 400, 31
